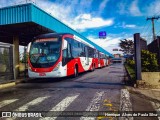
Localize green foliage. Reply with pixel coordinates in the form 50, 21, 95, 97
125, 64, 136, 81
141, 50, 159, 72
119, 39, 134, 55
127, 59, 135, 69
126, 50, 159, 72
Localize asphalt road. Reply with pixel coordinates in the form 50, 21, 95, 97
0, 63, 159, 120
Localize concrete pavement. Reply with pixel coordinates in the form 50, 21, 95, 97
0, 63, 159, 120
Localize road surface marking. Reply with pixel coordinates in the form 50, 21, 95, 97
80, 91, 105, 120
0, 99, 18, 108
120, 89, 133, 120
5, 96, 49, 120
151, 102, 160, 120
40, 94, 79, 120
15, 96, 49, 111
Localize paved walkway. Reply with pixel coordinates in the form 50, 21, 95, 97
126, 86, 160, 101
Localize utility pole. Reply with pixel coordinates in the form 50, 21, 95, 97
134, 33, 142, 81
147, 16, 160, 65
147, 16, 160, 41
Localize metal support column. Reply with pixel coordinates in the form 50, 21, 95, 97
13, 35, 19, 80
134, 33, 142, 80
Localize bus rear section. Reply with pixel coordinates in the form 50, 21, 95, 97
94, 49, 99, 69
28, 33, 95, 78
97, 52, 104, 68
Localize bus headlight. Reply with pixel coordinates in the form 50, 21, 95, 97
53, 62, 61, 71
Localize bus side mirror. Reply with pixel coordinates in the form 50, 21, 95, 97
63, 39, 68, 50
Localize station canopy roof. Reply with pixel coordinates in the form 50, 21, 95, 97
0, 3, 113, 57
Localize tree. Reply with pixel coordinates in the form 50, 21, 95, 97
119, 39, 134, 55
141, 50, 159, 72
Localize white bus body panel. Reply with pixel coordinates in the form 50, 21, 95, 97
28, 64, 67, 78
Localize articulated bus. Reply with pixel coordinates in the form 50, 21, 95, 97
98, 52, 107, 68
27, 33, 109, 78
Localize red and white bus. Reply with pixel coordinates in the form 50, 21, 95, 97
27, 33, 99, 78
98, 52, 106, 68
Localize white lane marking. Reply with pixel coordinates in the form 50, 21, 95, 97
5, 96, 49, 120
0, 99, 18, 108
119, 89, 133, 120
151, 102, 160, 120
15, 96, 49, 111
80, 91, 105, 120
40, 94, 79, 120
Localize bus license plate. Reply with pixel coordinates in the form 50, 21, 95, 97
39, 73, 46, 76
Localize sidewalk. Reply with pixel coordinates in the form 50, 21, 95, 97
125, 86, 160, 102
125, 86, 160, 115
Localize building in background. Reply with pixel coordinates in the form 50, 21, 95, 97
148, 36, 160, 64
140, 38, 147, 50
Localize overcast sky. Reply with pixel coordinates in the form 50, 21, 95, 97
1, 0, 160, 55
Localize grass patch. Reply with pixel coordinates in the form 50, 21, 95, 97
125, 64, 135, 80
124, 64, 136, 86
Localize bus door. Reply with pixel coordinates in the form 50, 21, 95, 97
98, 51, 101, 67
85, 46, 89, 65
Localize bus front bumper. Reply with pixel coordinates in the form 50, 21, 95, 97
28, 69, 66, 78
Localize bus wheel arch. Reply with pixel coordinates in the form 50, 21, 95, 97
92, 63, 95, 71
90, 63, 95, 72
74, 64, 78, 77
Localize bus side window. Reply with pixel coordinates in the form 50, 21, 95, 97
62, 49, 67, 58
83, 45, 86, 57
67, 43, 72, 58
80, 44, 85, 57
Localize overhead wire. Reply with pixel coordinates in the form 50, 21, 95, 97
155, 17, 160, 37
153, 9, 160, 16
140, 20, 148, 36
143, 22, 152, 38
152, 7, 160, 37
143, 25, 153, 44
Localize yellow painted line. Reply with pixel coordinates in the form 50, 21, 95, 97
97, 99, 117, 120
104, 103, 113, 107
0, 82, 16, 89
97, 116, 114, 120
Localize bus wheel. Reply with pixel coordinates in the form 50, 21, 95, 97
90, 64, 95, 72
92, 64, 95, 71
93, 64, 95, 71
74, 66, 78, 77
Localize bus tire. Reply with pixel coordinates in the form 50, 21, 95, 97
92, 64, 95, 71
90, 64, 93, 72
73, 66, 78, 77
99, 65, 102, 69
94, 64, 96, 70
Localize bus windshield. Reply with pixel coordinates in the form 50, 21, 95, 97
29, 38, 62, 68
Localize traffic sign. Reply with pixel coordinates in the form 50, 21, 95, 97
99, 31, 107, 39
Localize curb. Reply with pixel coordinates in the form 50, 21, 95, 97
124, 64, 131, 80
0, 82, 16, 90
0, 78, 31, 90
15, 78, 29, 84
